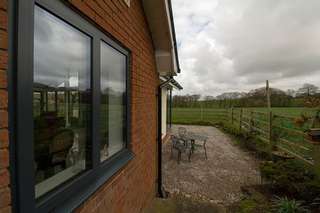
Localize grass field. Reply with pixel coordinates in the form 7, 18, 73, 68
172, 108, 229, 125
172, 107, 320, 164
173, 107, 317, 122
173, 107, 318, 126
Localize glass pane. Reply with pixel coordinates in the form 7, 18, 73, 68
100, 42, 126, 161
33, 6, 91, 198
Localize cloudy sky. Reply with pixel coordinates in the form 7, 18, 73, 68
172, 0, 320, 96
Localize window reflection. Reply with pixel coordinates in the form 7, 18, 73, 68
100, 42, 126, 161
33, 6, 91, 198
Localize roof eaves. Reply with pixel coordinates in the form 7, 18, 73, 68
167, 0, 181, 73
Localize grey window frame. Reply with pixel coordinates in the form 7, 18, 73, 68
10, 0, 133, 212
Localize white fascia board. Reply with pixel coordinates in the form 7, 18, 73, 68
142, 0, 178, 76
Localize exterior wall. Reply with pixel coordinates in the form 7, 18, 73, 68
161, 87, 167, 137
3, 0, 159, 212
69, 1, 159, 212
0, 0, 10, 212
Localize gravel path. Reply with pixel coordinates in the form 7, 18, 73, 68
163, 125, 261, 206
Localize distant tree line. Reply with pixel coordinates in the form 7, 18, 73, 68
173, 83, 320, 108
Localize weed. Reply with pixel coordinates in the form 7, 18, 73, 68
271, 196, 309, 213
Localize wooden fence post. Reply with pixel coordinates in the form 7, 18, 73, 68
240, 108, 243, 131
313, 144, 320, 177
231, 107, 234, 125
249, 110, 253, 132
268, 111, 273, 155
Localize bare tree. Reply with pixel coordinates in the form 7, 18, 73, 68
297, 83, 319, 97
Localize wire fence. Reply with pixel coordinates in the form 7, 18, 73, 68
172, 107, 320, 167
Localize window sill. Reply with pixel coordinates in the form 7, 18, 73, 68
37, 149, 134, 212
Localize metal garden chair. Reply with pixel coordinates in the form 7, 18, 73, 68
171, 135, 192, 163
178, 127, 188, 146
188, 132, 208, 160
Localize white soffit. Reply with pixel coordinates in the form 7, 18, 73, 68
142, 0, 178, 76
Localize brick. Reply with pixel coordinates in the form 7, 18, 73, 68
0, 110, 7, 128
0, 30, 7, 50
0, 129, 8, 149
0, 90, 7, 109
0, 50, 7, 70
0, 0, 7, 11
85, 1, 106, 21
0, 0, 158, 211
69, 0, 96, 20
0, 10, 6, 31
0, 149, 8, 169
0, 206, 11, 213
0, 187, 10, 209
0, 169, 9, 188
0, 71, 6, 89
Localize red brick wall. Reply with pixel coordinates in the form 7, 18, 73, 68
69, 0, 159, 212
1, 0, 158, 211
0, 0, 10, 212
0, 0, 159, 212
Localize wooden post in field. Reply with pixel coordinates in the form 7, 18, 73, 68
240, 108, 243, 131
231, 107, 234, 125
266, 80, 273, 154
249, 110, 253, 132
268, 111, 273, 144
200, 103, 203, 121
266, 80, 271, 109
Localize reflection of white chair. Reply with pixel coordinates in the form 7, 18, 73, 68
50, 129, 74, 169
100, 144, 109, 161
66, 133, 79, 167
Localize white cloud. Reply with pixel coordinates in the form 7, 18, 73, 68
172, 0, 320, 96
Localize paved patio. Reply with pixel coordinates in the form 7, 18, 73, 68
163, 125, 261, 206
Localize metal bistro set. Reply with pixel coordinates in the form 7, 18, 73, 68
170, 127, 208, 164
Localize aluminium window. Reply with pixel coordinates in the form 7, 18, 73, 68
13, 0, 132, 212
34, 5, 91, 198
100, 41, 127, 162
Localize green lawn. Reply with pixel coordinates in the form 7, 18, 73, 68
173, 107, 318, 125
172, 108, 229, 124
246, 107, 317, 118
172, 107, 319, 164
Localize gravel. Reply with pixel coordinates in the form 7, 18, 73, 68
163, 125, 261, 205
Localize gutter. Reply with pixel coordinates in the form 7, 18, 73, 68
160, 76, 183, 90
167, 0, 181, 73
157, 76, 182, 198
157, 77, 175, 198
157, 85, 165, 198
8, 0, 18, 212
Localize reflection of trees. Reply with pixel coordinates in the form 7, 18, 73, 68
102, 87, 124, 97
33, 82, 90, 127
100, 86, 125, 156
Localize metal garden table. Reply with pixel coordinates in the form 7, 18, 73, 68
180, 132, 208, 161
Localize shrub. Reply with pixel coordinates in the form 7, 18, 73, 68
260, 160, 320, 203
271, 196, 309, 213
221, 122, 273, 161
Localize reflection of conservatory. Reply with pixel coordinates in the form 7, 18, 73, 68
33, 82, 90, 197
33, 82, 86, 125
